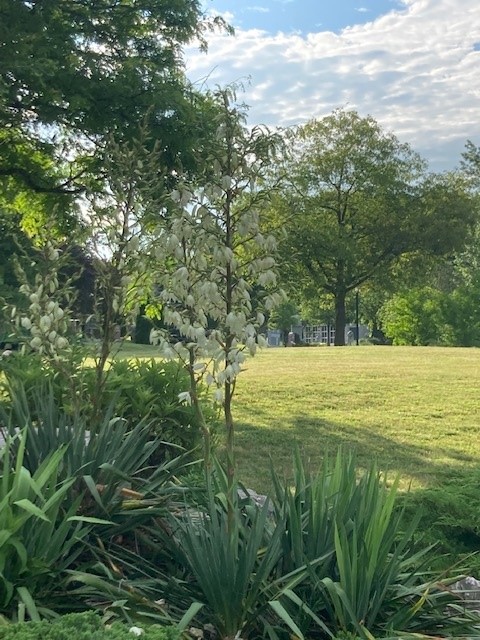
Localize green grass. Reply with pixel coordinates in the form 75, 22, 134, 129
232, 345, 480, 492
110, 341, 160, 359
114, 342, 480, 493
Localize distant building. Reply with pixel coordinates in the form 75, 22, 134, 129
291, 323, 369, 345
267, 329, 283, 346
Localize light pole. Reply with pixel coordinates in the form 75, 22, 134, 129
355, 289, 360, 346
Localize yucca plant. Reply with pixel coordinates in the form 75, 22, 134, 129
0, 380, 169, 517
316, 473, 480, 639
137, 460, 312, 640
272, 450, 480, 639
63, 543, 190, 627
0, 378, 201, 624
272, 449, 361, 577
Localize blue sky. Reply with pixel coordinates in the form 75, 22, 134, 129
202, 0, 404, 34
187, 1, 480, 171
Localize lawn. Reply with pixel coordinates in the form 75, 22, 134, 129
114, 342, 480, 493
234, 345, 480, 491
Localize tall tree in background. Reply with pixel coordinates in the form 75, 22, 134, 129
275, 110, 475, 345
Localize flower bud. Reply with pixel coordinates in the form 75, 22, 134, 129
56, 336, 68, 350
30, 337, 42, 349
39, 315, 52, 332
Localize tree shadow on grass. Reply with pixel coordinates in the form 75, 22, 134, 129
234, 411, 479, 491
233, 410, 480, 574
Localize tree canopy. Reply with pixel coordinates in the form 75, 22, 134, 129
0, 0, 227, 208
1, 0, 210, 133
274, 110, 476, 345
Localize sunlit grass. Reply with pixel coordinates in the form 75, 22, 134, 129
111, 343, 480, 494
232, 345, 480, 491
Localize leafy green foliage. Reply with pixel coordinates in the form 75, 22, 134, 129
0, 382, 155, 511
461, 139, 480, 187
82, 359, 217, 457
379, 282, 480, 346
440, 278, 480, 346
134, 313, 156, 345
268, 300, 300, 344
0, 354, 215, 459
0, 435, 93, 622
379, 286, 445, 345
0, 381, 199, 549
0, 610, 179, 640
2, 0, 208, 135
126, 453, 480, 640
0, 0, 231, 312
0, 213, 36, 334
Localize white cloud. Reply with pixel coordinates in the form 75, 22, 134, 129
246, 5, 270, 13
187, 0, 480, 170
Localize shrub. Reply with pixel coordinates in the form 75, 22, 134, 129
0, 610, 180, 639
401, 470, 480, 575
0, 354, 216, 460
82, 359, 217, 457
379, 287, 446, 345
133, 453, 480, 640
440, 281, 480, 346
0, 354, 217, 464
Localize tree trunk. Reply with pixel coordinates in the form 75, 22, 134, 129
334, 290, 347, 346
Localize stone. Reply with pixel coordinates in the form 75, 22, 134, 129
237, 488, 274, 515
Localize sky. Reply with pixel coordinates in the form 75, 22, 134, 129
184, 0, 480, 171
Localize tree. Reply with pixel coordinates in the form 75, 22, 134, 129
268, 299, 299, 345
1, 1, 232, 352
461, 140, 480, 186
1, 0, 218, 134
0, 0, 228, 214
275, 110, 475, 345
